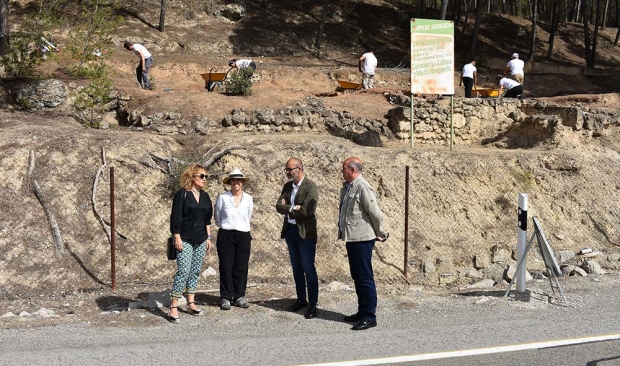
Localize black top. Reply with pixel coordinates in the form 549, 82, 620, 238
170, 189, 213, 245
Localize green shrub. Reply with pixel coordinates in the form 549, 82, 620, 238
72, 68, 113, 128
225, 67, 253, 96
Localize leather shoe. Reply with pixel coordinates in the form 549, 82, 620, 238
352, 319, 377, 331
304, 306, 317, 319
343, 313, 362, 322
287, 300, 308, 312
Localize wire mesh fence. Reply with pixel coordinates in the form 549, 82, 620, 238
2, 147, 620, 296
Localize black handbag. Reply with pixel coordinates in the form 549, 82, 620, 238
167, 237, 177, 260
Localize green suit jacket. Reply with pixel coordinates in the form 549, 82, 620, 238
276, 177, 318, 240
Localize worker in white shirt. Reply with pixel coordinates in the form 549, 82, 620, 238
503, 53, 525, 85
459, 60, 477, 98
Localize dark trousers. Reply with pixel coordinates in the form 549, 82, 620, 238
463, 77, 474, 98
216, 229, 252, 301
284, 225, 318, 306
505, 85, 523, 98
346, 240, 377, 321
136, 57, 153, 88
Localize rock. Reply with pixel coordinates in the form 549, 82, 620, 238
483, 263, 506, 284
422, 261, 436, 273
581, 260, 606, 275
195, 117, 210, 135
474, 255, 490, 269
465, 269, 482, 279
15, 79, 68, 110
202, 266, 217, 276
557, 250, 576, 264
33, 308, 59, 317
466, 279, 495, 289
217, 4, 246, 21
504, 264, 533, 282
352, 130, 383, 147
491, 246, 511, 263
325, 281, 352, 291
561, 264, 577, 276
572, 267, 588, 276
0, 312, 15, 318
18, 311, 31, 317
475, 296, 491, 304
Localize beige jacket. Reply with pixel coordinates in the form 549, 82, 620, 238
338, 175, 384, 242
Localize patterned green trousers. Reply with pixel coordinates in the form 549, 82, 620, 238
171, 240, 206, 299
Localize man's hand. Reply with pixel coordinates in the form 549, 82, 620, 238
376, 233, 389, 242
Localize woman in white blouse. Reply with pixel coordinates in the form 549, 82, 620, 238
214, 169, 254, 310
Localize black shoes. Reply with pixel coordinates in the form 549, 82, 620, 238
287, 300, 308, 312
343, 313, 363, 322
304, 306, 317, 319
352, 318, 377, 331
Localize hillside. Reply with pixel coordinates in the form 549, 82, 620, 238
1, 0, 620, 299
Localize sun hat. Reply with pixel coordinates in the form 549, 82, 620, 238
223, 168, 248, 184
511, 53, 519, 58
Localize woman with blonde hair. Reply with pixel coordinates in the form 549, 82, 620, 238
168, 164, 213, 323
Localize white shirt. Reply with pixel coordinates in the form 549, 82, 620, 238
361, 52, 377, 74
462, 63, 476, 78
506, 58, 524, 76
287, 176, 304, 225
214, 191, 253, 232
499, 77, 520, 90
132, 44, 152, 59
235, 59, 253, 69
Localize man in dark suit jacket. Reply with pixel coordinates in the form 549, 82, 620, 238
276, 158, 319, 319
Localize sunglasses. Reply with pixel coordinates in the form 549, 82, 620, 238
284, 167, 299, 172
193, 174, 207, 179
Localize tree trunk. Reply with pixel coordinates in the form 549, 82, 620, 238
416, 0, 426, 17
582, 0, 593, 67
0, 0, 9, 55
314, 0, 329, 49
546, 0, 560, 61
527, 0, 538, 61
600, 0, 608, 28
159, 0, 166, 32
470, 0, 488, 61
440, 0, 449, 19
590, 0, 602, 67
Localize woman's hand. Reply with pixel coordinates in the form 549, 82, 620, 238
175, 237, 183, 252
206, 239, 212, 251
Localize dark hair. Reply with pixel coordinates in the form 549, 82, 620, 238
228, 59, 237, 67
123, 41, 132, 50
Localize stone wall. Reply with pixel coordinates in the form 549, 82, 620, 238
106, 88, 620, 146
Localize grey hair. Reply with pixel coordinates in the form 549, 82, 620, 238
348, 160, 363, 172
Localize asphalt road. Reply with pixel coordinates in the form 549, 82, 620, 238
1, 275, 619, 366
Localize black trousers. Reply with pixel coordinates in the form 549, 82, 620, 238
462, 77, 474, 98
505, 85, 523, 98
216, 229, 252, 301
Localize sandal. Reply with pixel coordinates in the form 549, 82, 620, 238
168, 306, 180, 323
186, 301, 203, 316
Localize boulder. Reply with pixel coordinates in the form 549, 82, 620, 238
15, 79, 68, 110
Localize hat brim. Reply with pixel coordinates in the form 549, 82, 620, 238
223, 177, 248, 184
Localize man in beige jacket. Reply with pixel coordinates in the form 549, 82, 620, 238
339, 157, 387, 331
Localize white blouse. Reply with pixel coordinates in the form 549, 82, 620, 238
214, 191, 253, 232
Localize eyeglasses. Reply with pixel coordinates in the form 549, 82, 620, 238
284, 167, 299, 172
193, 174, 207, 179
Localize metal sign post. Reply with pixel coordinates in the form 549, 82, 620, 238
517, 194, 527, 293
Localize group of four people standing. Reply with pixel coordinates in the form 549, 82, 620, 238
168, 157, 387, 331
